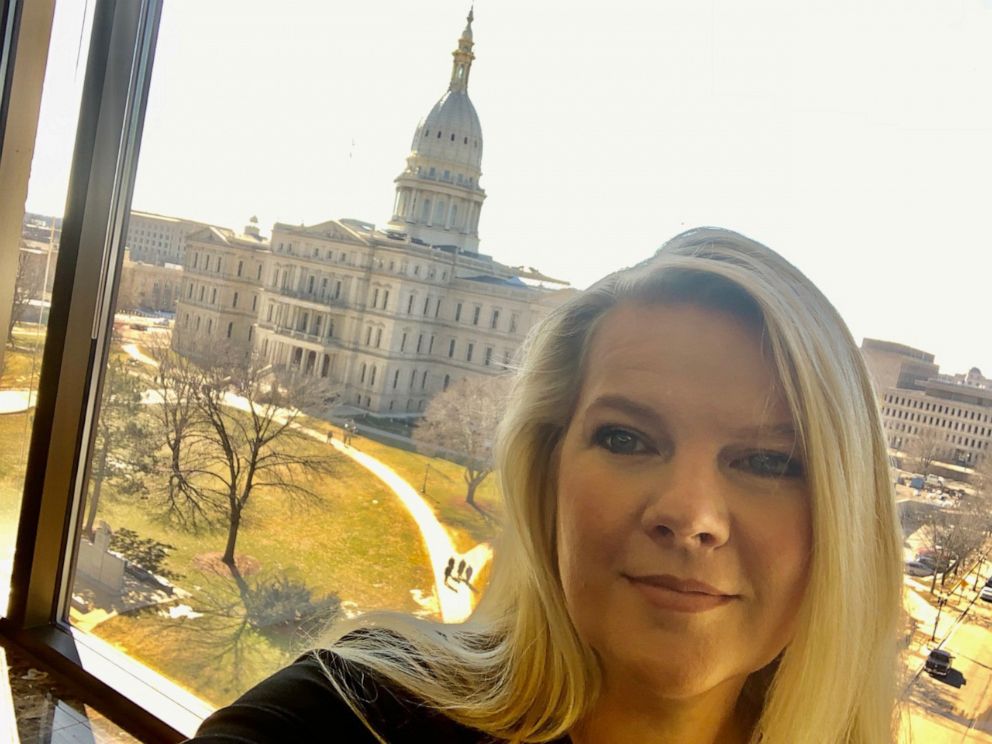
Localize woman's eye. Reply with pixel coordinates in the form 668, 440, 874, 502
594, 426, 650, 455
735, 452, 804, 478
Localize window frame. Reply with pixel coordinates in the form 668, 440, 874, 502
0, 0, 193, 740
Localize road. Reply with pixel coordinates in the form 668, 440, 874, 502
902, 573, 992, 741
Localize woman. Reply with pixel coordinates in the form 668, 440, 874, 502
190, 228, 903, 743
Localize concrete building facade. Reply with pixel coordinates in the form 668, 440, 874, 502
862, 338, 992, 468
125, 210, 217, 266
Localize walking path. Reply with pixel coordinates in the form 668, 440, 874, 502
123, 343, 487, 622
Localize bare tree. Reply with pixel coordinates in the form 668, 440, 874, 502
6, 246, 47, 344
414, 375, 511, 512
908, 426, 943, 476
83, 356, 159, 539
917, 491, 992, 592
186, 343, 339, 566
145, 337, 217, 530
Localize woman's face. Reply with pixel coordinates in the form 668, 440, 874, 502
555, 302, 812, 702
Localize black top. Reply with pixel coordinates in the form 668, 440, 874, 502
186, 649, 503, 743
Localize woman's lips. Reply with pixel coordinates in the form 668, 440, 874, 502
624, 574, 737, 613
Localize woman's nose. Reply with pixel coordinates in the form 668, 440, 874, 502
639, 451, 731, 549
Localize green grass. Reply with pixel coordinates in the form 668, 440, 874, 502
77, 410, 434, 706
0, 411, 32, 546
300, 414, 504, 553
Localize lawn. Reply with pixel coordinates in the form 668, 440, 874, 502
1, 330, 46, 389
78, 409, 434, 706
0, 411, 32, 547
299, 414, 504, 553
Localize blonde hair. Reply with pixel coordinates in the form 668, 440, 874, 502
317, 227, 903, 743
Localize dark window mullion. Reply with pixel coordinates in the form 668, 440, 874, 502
5, 0, 162, 632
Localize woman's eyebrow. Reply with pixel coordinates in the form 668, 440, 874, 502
584, 395, 666, 428
726, 422, 797, 439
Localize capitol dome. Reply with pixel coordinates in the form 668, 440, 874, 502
413, 90, 483, 169
386, 8, 487, 254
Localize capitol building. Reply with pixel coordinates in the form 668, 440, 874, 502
169, 10, 571, 415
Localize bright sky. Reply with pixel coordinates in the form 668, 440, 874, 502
26, 0, 992, 375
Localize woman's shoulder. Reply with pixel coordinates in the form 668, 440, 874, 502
186, 631, 487, 743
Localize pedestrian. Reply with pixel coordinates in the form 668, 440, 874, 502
326, 429, 334, 443
443, 557, 455, 586
464, 565, 473, 585
456, 558, 466, 581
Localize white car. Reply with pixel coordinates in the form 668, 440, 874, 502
980, 586, 992, 602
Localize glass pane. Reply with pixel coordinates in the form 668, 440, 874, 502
59, 0, 992, 735
0, 0, 95, 616
68, 2, 502, 712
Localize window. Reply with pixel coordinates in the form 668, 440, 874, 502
423, 296, 430, 315
393, 369, 401, 389
375, 328, 382, 348
472, 306, 480, 325
5, 3, 982, 740
360, 363, 367, 383
372, 288, 379, 307
467, 343, 475, 362
407, 294, 415, 313
491, 310, 500, 329
416, 335, 424, 353
383, 289, 390, 309
484, 347, 493, 366
455, 302, 463, 322
428, 335, 435, 354
401, 332, 408, 352
410, 369, 417, 389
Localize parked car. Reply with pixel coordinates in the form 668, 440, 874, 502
980, 586, 992, 602
905, 561, 935, 577
984, 576, 992, 588
925, 649, 953, 677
